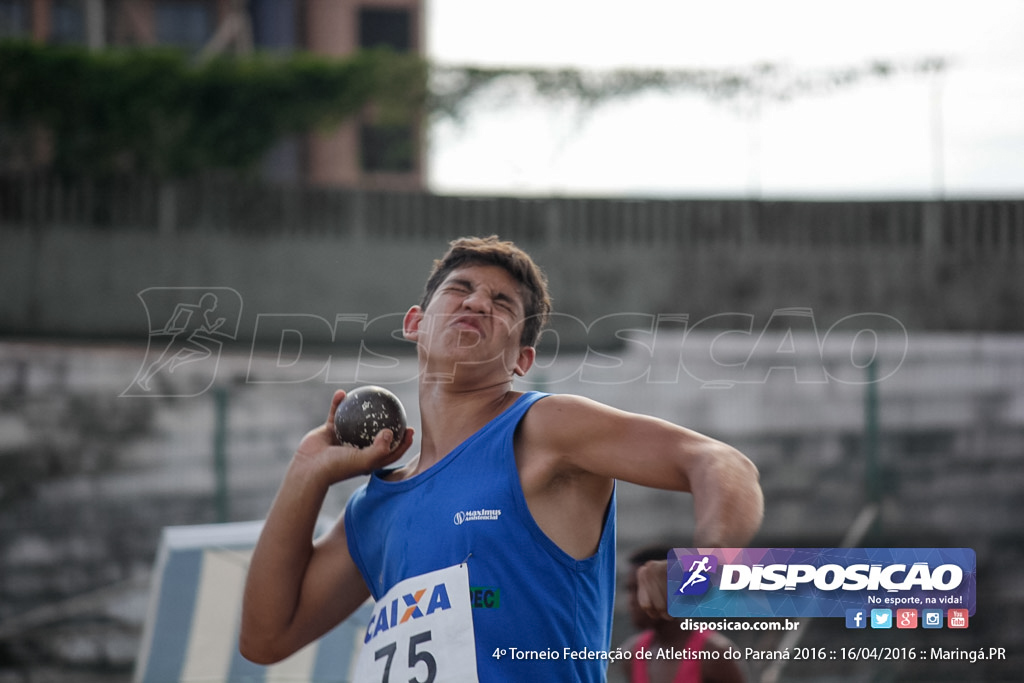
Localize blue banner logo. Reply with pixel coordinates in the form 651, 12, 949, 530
668, 548, 976, 619
676, 554, 718, 596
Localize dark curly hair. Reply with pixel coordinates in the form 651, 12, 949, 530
420, 235, 552, 347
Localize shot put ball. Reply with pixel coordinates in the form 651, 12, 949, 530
333, 385, 407, 451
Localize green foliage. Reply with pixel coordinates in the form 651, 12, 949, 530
0, 40, 427, 177
0, 39, 944, 179
429, 58, 947, 121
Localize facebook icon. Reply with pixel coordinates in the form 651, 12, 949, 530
846, 609, 867, 629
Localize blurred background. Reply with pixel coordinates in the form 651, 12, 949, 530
1, 1, 1022, 682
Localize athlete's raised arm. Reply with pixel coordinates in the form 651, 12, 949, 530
520, 393, 762, 620
239, 390, 413, 664
527, 393, 762, 547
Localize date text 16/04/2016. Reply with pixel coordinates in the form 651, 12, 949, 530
491, 646, 1008, 663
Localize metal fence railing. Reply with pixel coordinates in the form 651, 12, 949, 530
2, 172, 1022, 257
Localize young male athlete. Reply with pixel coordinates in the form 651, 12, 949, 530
240, 236, 763, 681
619, 547, 746, 683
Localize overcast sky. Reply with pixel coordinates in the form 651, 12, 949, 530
424, 0, 1024, 199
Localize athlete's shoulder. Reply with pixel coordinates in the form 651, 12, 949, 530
524, 391, 606, 412
524, 392, 620, 424
519, 392, 620, 450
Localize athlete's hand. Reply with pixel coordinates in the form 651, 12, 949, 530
636, 559, 671, 621
294, 390, 414, 482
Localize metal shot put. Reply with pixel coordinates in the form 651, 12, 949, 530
333, 385, 408, 452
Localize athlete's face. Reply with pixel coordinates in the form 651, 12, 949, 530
404, 264, 535, 378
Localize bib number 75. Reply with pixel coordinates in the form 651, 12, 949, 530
373, 631, 437, 683
354, 564, 478, 682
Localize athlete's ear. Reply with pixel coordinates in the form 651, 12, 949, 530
403, 306, 424, 342
512, 345, 536, 377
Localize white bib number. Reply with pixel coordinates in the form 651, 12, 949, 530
354, 563, 478, 683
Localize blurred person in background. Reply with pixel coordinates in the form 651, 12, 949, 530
619, 546, 747, 683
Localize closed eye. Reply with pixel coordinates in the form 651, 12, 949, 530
443, 280, 472, 294
493, 295, 516, 312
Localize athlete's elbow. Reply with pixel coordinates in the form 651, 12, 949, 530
238, 627, 293, 665
736, 447, 762, 495
727, 446, 764, 539
717, 443, 760, 490
238, 638, 273, 665
723, 444, 763, 509
693, 444, 763, 545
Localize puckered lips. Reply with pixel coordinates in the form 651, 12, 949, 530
448, 313, 485, 336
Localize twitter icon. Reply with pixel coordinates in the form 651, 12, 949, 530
870, 609, 893, 629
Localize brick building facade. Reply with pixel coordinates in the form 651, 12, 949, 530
0, 0, 424, 189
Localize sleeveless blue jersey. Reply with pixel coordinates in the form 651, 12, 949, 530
345, 391, 617, 682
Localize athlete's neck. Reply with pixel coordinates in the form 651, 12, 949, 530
414, 380, 521, 472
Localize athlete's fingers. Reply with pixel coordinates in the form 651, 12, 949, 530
296, 391, 349, 458
391, 426, 415, 458
636, 560, 671, 620
326, 390, 347, 432
346, 427, 414, 475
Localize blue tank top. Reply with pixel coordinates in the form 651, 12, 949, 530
345, 391, 617, 682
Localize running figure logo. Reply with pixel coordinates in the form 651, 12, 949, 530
123, 287, 242, 397
676, 554, 718, 596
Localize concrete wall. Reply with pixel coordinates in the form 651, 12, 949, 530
3, 204, 1024, 350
